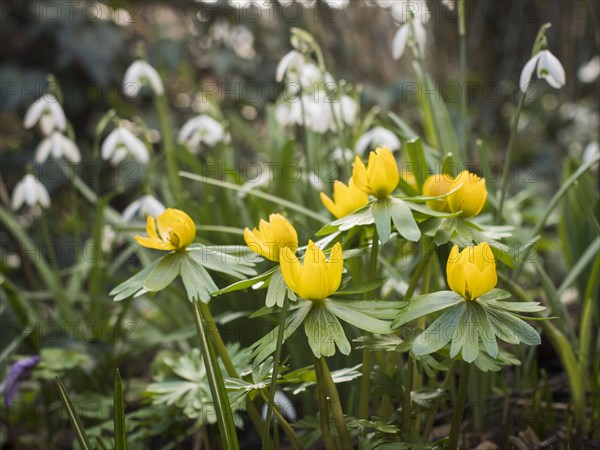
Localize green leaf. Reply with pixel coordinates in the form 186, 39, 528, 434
143, 252, 183, 292
393, 291, 463, 327
477, 288, 511, 302
180, 254, 219, 303
304, 304, 350, 358
471, 303, 498, 358
189, 245, 257, 279
327, 299, 403, 334
485, 307, 541, 346
265, 267, 288, 308
114, 370, 127, 450
214, 266, 278, 295
389, 198, 421, 241
316, 206, 375, 236
252, 302, 312, 364
331, 279, 385, 296
450, 302, 480, 362
353, 334, 404, 351
405, 138, 429, 190
412, 303, 466, 356
371, 199, 392, 243
55, 377, 94, 450
410, 388, 447, 407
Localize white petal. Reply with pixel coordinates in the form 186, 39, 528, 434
35, 137, 53, 163
354, 130, 374, 155
123, 61, 143, 97
276, 50, 301, 83
23, 97, 47, 129
59, 135, 81, 163
392, 24, 410, 60
340, 95, 358, 125
120, 128, 149, 164
11, 181, 26, 210
23, 175, 38, 206
101, 129, 120, 160
47, 100, 67, 131
35, 183, 51, 208
520, 53, 541, 92
178, 117, 202, 144
538, 50, 565, 89
121, 198, 143, 222
39, 115, 55, 136
111, 147, 128, 165
275, 103, 292, 126
140, 195, 165, 217
143, 64, 164, 96
413, 21, 427, 54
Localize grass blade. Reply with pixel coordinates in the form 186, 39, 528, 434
55, 377, 93, 450
114, 369, 127, 450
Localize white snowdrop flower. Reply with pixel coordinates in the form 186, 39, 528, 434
101, 225, 117, 253
23, 94, 67, 135
177, 115, 226, 153
276, 50, 305, 83
332, 147, 354, 162
577, 55, 600, 84
11, 175, 51, 210
261, 391, 297, 422
441, 0, 456, 10
101, 127, 149, 165
582, 142, 599, 165
35, 132, 81, 163
121, 195, 165, 223
392, 20, 427, 60
520, 49, 566, 92
275, 101, 301, 128
301, 91, 337, 134
123, 60, 164, 97
334, 95, 358, 126
299, 63, 335, 90
355, 127, 401, 155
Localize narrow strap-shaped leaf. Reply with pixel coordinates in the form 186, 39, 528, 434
114, 369, 127, 450
55, 377, 93, 450
371, 199, 392, 244
193, 300, 240, 450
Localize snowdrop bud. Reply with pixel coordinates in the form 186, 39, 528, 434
23, 94, 67, 135
354, 127, 401, 155
520, 49, 566, 92
101, 127, 149, 165
35, 132, 81, 164
123, 60, 164, 97
121, 195, 166, 223
11, 175, 51, 210
177, 115, 226, 153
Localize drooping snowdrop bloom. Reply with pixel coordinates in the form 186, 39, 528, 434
123, 60, 164, 97
298, 63, 335, 90
121, 195, 165, 223
520, 49, 566, 92
101, 127, 149, 165
11, 175, 51, 210
23, 94, 67, 135
276, 50, 305, 83
177, 115, 227, 153
391, 0, 429, 60
354, 127, 401, 155
35, 131, 81, 163
334, 95, 358, 126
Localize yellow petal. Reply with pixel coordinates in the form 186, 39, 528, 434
135, 235, 176, 251
320, 191, 341, 218
352, 156, 370, 195
423, 174, 453, 212
280, 246, 301, 293
326, 243, 344, 294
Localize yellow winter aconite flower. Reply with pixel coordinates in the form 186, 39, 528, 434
280, 241, 343, 301
448, 170, 488, 217
447, 243, 497, 300
423, 173, 454, 212
135, 208, 196, 251
320, 177, 369, 219
352, 146, 400, 199
244, 213, 298, 262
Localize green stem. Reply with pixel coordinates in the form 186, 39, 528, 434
359, 229, 380, 420
39, 211, 60, 274
448, 362, 471, 450
314, 360, 337, 450
263, 297, 290, 449
315, 357, 352, 450
458, 0, 468, 160
404, 239, 436, 301
154, 94, 181, 204
193, 301, 239, 450
496, 91, 526, 223
423, 360, 457, 442
199, 303, 266, 440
